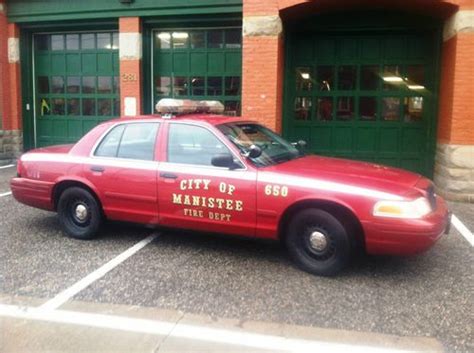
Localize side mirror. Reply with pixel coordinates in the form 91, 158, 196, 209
247, 144, 262, 159
211, 154, 237, 169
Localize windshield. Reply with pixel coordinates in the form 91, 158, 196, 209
217, 122, 303, 167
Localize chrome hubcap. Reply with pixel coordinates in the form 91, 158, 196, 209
309, 231, 328, 251
74, 204, 88, 222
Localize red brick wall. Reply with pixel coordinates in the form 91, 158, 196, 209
0, 0, 7, 130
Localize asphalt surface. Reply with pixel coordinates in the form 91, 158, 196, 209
1, 166, 473, 352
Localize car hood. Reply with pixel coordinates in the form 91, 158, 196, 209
260, 155, 422, 197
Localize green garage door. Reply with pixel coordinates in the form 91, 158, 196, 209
34, 32, 120, 147
285, 32, 438, 176
152, 28, 242, 115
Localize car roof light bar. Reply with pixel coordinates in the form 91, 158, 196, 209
155, 99, 225, 115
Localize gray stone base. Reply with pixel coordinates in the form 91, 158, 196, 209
434, 143, 474, 203
0, 130, 23, 165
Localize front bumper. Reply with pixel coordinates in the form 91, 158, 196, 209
362, 196, 450, 256
10, 177, 55, 211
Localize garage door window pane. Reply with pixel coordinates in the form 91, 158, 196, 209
207, 31, 223, 49
338, 66, 356, 90
383, 66, 403, 91
95, 124, 125, 158
407, 66, 425, 89
98, 77, 112, 94
294, 97, 312, 121
98, 99, 112, 116
172, 32, 189, 49
360, 66, 378, 90
360, 97, 377, 121
191, 76, 205, 96
82, 77, 95, 93
67, 76, 80, 94
296, 68, 312, 91
190, 32, 205, 49
225, 29, 241, 49
66, 34, 79, 50
67, 98, 80, 116
382, 97, 400, 121
207, 77, 222, 96
81, 33, 95, 49
173, 77, 188, 96
155, 76, 171, 96
51, 35, 64, 51
225, 76, 240, 96
336, 97, 354, 120
117, 123, 160, 161
404, 97, 423, 122
36, 35, 49, 51
39, 98, 51, 116
52, 98, 65, 115
316, 97, 333, 121
317, 66, 334, 91
38, 76, 49, 94
83, 99, 96, 116
224, 101, 240, 116
156, 32, 171, 49
51, 76, 65, 93
97, 33, 111, 49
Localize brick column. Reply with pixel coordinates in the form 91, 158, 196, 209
242, 13, 284, 132
435, 10, 474, 202
119, 17, 142, 117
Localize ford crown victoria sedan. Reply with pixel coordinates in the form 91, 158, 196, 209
11, 100, 450, 276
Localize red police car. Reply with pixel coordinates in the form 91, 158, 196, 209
11, 99, 450, 276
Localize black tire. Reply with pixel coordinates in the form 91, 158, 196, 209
57, 187, 101, 240
285, 208, 351, 276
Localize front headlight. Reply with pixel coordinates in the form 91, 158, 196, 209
373, 197, 432, 219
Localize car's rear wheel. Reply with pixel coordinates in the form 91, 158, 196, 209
58, 187, 101, 240
285, 208, 351, 276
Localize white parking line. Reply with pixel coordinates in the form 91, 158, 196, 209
39, 233, 159, 311
0, 303, 432, 353
452, 215, 474, 247
0, 164, 15, 169
0, 191, 12, 197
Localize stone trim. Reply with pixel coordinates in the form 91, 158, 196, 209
434, 143, 474, 203
0, 4, 5, 14
119, 33, 142, 60
8, 37, 20, 64
443, 10, 474, 42
243, 15, 282, 37
0, 130, 23, 164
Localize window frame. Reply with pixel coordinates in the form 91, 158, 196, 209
91, 121, 161, 162
165, 121, 247, 170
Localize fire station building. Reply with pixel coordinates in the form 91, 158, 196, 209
0, 0, 473, 201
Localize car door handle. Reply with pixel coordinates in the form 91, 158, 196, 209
90, 165, 105, 173
160, 172, 178, 179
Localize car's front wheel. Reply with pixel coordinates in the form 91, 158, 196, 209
285, 208, 351, 276
58, 187, 101, 240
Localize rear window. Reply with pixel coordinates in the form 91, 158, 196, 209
94, 122, 160, 161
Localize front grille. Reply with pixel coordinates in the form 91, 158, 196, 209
426, 184, 437, 211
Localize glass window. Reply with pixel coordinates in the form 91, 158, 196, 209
82, 98, 96, 116
67, 98, 80, 116
404, 97, 423, 122
191, 77, 205, 96
155, 76, 171, 96
207, 77, 222, 96
338, 66, 357, 90
317, 66, 334, 91
38, 77, 49, 94
225, 76, 240, 96
66, 34, 79, 50
67, 76, 80, 94
52, 98, 65, 115
190, 32, 205, 49
294, 97, 312, 121
51, 35, 64, 51
172, 32, 189, 49
225, 29, 241, 49
173, 77, 188, 96
295, 68, 312, 91
113, 98, 120, 116
360, 97, 377, 121
113, 76, 120, 94
117, 123, 160, 161
112, 32, 119, 50
224, 101, 240, 116
316, 97, 333, 121
406, 66, 425, 90
95, 124, 126, 158
98, 99, 112, 116
383, 65, 403, 90
81, 33, 95, 49
168, 124, 231, 166
97, 33, 111, 49
360, 66, 379, 90
336, 97, 354, 120
82, 76, 95, 94
382, 97, 400, 121
51, 76, 65, 93
207, 31, 223, 49
40, 98, 51, 116
98, 77, 112, 94
36, 35, 49, 51
156, 32, 171, 49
